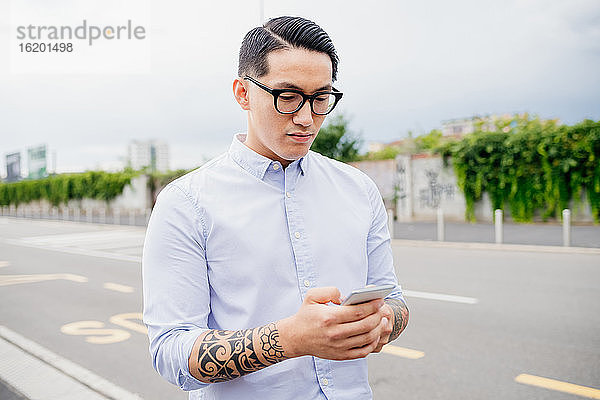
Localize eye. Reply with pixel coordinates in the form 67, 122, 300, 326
279, 95, 296, 101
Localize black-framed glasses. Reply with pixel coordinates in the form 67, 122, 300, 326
244, 76, 343, 115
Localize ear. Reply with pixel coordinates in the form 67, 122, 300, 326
233, 78, 250, 111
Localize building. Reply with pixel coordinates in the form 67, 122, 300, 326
441, 114, 527, 137
127, 140, 169, 172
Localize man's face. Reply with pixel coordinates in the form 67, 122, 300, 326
241, 48, 333, 167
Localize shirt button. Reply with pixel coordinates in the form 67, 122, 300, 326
286, 191, 291, 198
322, 378, 329, 386
273, 164, 280, 170
294, 231, 301, 239
304, 280, 310, 287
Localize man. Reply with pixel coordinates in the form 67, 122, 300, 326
142, 16, 409, 400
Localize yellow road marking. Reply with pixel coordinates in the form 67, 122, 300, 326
103, 282, 134, 293
0, 273, 87, 287
0, 261, 10, 268
110, 312, 147, 334
516, 374, 600, 399
61, 321, 131, 344
381, 345, 425, 359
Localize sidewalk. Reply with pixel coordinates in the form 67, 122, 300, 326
393, 221, 600, 248
0, 380, 26, 400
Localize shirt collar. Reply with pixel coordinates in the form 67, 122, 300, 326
228, 133, 308, 180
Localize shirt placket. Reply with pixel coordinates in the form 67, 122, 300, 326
283, 164, 332, 398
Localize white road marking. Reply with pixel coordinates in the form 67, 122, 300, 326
1, 228, 145, 263
0, 261, 10, 268
0, 273, 88, 287
104, 282, 135, 293
2, 238, 142, 263
0, 325, 142, 399
403, 290, 478, 304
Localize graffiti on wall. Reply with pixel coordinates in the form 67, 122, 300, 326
395, 159, 407, 201
418, 169, 455, 209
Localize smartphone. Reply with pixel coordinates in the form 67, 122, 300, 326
341, 284, 395, 306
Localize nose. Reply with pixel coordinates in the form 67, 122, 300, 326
292, 100, 314, 127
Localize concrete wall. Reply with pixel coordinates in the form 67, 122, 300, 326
350, 155, 594, 223
393, 154, 492, 222
348, 159, 397, 210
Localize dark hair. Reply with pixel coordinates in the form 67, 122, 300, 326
238, 16, 339, 82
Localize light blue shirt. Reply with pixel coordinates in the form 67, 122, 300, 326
142, 133, 405, 400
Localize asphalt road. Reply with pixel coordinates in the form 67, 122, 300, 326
0, 217, 598, 399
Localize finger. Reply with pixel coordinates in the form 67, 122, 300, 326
304, 287, 341, 305
336, 298, 384, 323
345, 335, 382, 359
337, 315, 388, 349
335, 312, 383, 338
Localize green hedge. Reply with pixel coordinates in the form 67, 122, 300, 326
0, 170, 137, 207
441, 116, 600, 222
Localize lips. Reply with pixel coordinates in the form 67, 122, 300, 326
287, 133, 313, 137
287, 133, 313, 143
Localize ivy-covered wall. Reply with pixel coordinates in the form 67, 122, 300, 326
441, 117, 600, 222
0, 171, 136, 207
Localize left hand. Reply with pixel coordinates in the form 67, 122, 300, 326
372, 303, 394, 353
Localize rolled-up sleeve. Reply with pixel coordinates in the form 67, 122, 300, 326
142, 183, 211, 391
362, 174, 407, 306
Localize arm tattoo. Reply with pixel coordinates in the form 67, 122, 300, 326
385, 298, 409, 342
189, 323, 288, 383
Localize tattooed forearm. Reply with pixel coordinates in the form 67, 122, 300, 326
385, 298, 409, 342
189, 323, 288, 383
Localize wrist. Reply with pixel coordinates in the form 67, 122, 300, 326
276, 316, 302, 359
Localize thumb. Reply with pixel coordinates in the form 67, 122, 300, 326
304, 287, 342, 305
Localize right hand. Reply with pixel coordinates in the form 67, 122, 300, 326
277, 287, 388, 360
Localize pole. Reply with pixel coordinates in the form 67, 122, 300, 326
387, 209, 395, 240
562, 209, 571, 247
437, 208, 445, 241
494, 209, 503, 244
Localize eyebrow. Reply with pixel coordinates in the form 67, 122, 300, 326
273, 81, 332, 92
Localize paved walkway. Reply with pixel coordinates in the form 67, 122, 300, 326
393, 221, 600, 248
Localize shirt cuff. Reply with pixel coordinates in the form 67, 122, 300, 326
177, 327, 211, 391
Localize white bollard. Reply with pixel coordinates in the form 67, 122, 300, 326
128, 209, 135, 226
562, 209, 571, 247
494, 209, 503, 244
437, 208, 445, 241
387, 209, 394, 240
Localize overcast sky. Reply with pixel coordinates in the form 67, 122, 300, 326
1, 0, 599, 175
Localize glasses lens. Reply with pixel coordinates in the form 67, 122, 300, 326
276, 92, 303, 113
312, 93, 337, 115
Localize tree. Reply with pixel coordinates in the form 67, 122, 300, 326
311, 114, 362, 162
